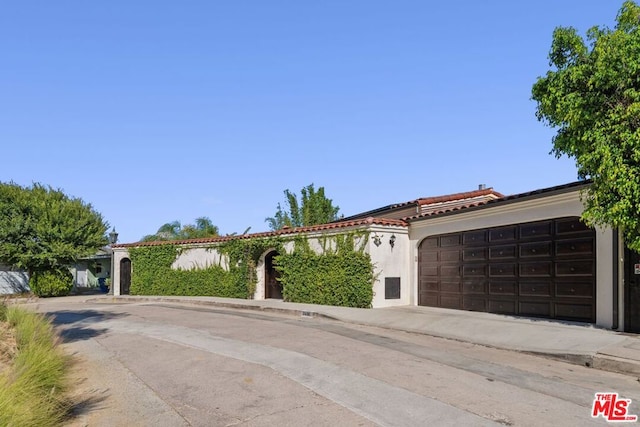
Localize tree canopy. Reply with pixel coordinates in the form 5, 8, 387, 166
141, 217, 220, 241
0, 182, 109, 273
265, 184, 340, 230
531, 1, 640, 250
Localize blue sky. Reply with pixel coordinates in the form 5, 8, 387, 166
0, 1, 622, 243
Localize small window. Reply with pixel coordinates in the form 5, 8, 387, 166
385, 277, 401, 299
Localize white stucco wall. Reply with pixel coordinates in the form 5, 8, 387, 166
172, 247, 227, 270
111, 248, 130, 296
0, 265, 29, 294
408, 188, 620, 328
367, 226, 411, 307
110, 225, 410, 308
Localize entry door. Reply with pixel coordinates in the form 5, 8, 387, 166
120, 258, 131, 295
625, 249, 640, 333
265, 252, 282, 299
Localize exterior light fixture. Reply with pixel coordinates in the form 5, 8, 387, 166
389, 234, 396, 248
372, 233, 382, 247
108, 227, 119, 245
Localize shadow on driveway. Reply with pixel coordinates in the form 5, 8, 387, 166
45, 310, 129, 344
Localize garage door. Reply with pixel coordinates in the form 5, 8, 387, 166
418, 217, 596, 322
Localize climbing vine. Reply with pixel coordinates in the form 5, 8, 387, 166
275, 232, 375, 308
126, 231, 375, 308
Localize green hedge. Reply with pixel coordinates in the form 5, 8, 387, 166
127, 233, 375, 307
275, 234, 374, 308
275, 251, 374, 308
29, 268, 73, 297
128, 245, 252, 298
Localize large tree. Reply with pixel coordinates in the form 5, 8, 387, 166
141, 217, 220, 241
266, 184, 340, 230
532, 1, 640, 250
0, 182, 109, 274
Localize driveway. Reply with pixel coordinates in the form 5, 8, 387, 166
27, 298, 640, 426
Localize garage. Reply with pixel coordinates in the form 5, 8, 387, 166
418, 216, 596, 323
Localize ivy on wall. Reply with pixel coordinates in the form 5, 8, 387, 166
275, 233, 375, 308
127, 231, 375, 308
128, 238, 283, 298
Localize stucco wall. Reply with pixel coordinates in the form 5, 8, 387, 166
110, 226, 409, 308
367, 226, 411, 307
408, 189, 620, 329
0, 265, 29, 294
173, 247, 227, 270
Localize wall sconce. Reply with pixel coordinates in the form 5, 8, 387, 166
372, 233, 382, 247
389, 234, 396, 249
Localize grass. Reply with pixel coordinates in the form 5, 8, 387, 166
0, 303, 70, 427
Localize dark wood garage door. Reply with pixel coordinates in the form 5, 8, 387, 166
418, 217, 596, 323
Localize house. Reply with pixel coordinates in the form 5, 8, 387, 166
111, 181, 639, 332
69, 247, 113, 293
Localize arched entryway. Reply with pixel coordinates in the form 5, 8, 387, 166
264, 251, 282, 299
120, 258, 131, 295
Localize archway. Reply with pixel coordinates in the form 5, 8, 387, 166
264, 251, 282, 299
120, 258, 131, 295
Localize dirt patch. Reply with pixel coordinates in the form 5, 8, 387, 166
0, 321, 17, 374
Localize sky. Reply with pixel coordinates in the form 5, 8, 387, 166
0, 1, 624, 244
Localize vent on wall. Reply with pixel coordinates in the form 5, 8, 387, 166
385, 277, 401, 299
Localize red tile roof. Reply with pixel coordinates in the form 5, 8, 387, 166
113, 216, 407, 248
404, 181, 589, 222
415, 188, 503, 206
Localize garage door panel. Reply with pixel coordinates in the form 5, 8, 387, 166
519, 262, 552, 277
489, 281, 516, 295
519, 301, 552, 317
555, 303, 593, 321
418, 217, 595, 323
440, 281, 462, 293
489, 263, 516, 277
440, 235, 461, 247
420, 251, 438, 262
419, 280, 438, 292
489, 226, 517, 242
421, 237, 439, 248
441, 249, 462, 262
463, 230, 487, 245
519, 241, 552, 258
556, 218, 590, 234
555, 281, 593, 298
520, 221, 552, 239
463, 297, 487, 311
440, 295, 463, 309
519, 282, 551, 297
463, 281, 486, 294
555, 260, 594, 276
419, 293, 439, 307
556, 238, 594, 257
489, 299, 516, 314
489, 245, 517, 260
463, 264, 486, 277
420, 265, 438, 276
441, 265, 462, 277
463, 248, 487, 261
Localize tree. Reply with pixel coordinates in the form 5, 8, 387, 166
531, 1, 640, 250
265, 184, 340, 230
141, 217, 220, 241
0, 182, 109, 275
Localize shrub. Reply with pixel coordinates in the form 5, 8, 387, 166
0, 306, 70, 426
29, 268, 73, 297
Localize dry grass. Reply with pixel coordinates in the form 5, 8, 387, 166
0, 304, 71, 427
0, 320, 17, 374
